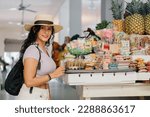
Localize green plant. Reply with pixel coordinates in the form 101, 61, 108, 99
95, 20, 110, 30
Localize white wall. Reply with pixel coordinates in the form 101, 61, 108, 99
55, 0, 82, 44
4, 39, 23, 52
82, 0, 101, 31
0, 35, 4, 56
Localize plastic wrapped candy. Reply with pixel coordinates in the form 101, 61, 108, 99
67, 38, 92, 56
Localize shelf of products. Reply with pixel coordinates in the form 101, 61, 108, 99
61, 31, 150, 86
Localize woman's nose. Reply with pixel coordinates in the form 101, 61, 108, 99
45, 30, 49, 34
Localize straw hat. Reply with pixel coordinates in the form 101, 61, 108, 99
24, 14, 63, 33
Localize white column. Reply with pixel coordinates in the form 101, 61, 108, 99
58, 0, 82, 44
58, 0, 70, 45
101, 0, 124, 22
69, 0, 82, 37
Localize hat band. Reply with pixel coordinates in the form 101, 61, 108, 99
34, 20, 53, 25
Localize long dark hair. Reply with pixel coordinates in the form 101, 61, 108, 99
20, 25, 54, 57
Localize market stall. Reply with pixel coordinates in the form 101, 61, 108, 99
60, 0, 150, 100
61, 35, 150, 99
60, 33, 150, 99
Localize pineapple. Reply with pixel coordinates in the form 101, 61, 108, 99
111, 0, 124, 32
145, 0, 150, 35
124, 0, 144, 35
124, 3, 133, 34
124, 16, 131, 34
129, 13, 144, 34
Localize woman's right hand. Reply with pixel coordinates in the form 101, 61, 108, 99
49, 66, 65, 79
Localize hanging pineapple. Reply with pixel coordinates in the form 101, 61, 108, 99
124, 0, 144, 35
111, 0, 124, 32
145, 0, 150, 35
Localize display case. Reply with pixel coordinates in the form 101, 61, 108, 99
63, 72, 150, 100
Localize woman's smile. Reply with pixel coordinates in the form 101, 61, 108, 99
41, 34, 49, 39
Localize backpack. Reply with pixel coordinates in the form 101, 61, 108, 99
4, 45, 41, 96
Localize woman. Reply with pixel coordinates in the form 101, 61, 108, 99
15, 14, 65, 100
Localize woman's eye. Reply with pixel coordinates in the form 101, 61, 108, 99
40, 26, 51, 31
40, 27, 44, 29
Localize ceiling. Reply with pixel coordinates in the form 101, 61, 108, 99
0, 0, 101, 42
0, 0, 65, 40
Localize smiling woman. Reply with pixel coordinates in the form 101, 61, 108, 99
37, 26, 52, 42
14, 14, 65, 100
0, 0, 65, 45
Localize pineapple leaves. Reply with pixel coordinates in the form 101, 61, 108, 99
110, 0, 123, 20
125, 0, 145, 15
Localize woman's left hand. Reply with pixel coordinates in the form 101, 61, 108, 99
49, 66, 65, 78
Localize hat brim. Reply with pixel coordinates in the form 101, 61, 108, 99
24, 24, 63, 33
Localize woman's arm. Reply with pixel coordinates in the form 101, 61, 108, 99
24, 58, 65, 88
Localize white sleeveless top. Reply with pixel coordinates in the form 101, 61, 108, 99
23, 45, 56, 76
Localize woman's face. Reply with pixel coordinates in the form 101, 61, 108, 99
37, 25, 52, 42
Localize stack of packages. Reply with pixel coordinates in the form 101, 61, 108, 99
103, 51, 112, 69
120, 40, 130, 56
135, 58, 147, 72
114, 55, 130, 69
129, 61, 138, 70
